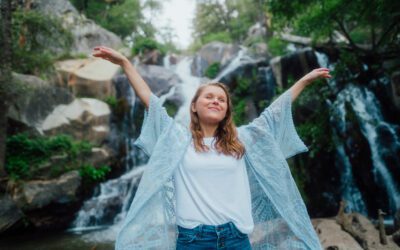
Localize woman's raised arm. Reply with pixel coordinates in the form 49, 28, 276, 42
92, 46, 152, 110
289, 68, 331, 102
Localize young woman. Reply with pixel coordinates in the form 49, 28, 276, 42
93, 46, 331, 250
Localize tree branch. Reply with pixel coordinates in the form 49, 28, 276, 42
333, 16, 366, 53
376, 19, 399, 48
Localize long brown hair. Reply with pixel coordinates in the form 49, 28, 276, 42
189, 82, 245, 159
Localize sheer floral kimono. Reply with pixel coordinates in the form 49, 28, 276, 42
115, 88, 323, 250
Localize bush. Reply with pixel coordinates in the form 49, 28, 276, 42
267, 37, 288, 57
11, 9, 72, 74
5, 133, 93, 180
132, 37, 166, 56
204, 62, 221, 79
79, 164, 111, 182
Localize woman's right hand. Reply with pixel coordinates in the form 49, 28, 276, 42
92, 46, 128, 66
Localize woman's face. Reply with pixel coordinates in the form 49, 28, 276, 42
191, 85, 228, 125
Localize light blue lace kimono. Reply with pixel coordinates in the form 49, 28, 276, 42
115, 88, 323, 250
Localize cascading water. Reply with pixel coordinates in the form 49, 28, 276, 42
316, 51, 400, 217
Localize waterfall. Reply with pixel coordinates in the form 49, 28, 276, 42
316, 51, 400, 216
345, 85, 400, 211
173, 57, 203, 127
213, 47, 257, 82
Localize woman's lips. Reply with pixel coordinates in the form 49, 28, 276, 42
208, 107, 220, 111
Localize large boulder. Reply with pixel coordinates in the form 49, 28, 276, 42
7, 73, 74, 130
38, 97, 111, 145
313, 215, 399, 250
191, 42, 240, 77
55, 58, 120, 99
135, 64, 181, 96
313, 218, 363, 250
11, 171, 81, 211
8, 171, 83, 230
270, 47, 320, 88
33, 0, 123, 55
391, 71, 400, 111
0, 195, 24, 234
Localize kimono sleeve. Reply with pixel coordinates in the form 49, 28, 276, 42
245, 88, 308, 159
133, 92, 174, 156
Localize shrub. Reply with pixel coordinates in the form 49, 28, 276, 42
79, 164, 111, 182
5, 133, 93, 180
204, 62, 221, 79
132, 37, 166, 56
11, 9, 72, 74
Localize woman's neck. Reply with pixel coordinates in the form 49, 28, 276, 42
199, 122, 218, 138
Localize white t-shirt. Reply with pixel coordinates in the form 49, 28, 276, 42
173, 137, 254, 234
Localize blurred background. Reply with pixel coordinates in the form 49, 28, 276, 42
0, 0, 399, 249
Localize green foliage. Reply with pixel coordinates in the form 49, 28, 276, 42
231, 76, 253, 125
267, 0, 400, 71
191, 0, 266, 48
70, 0, 160, 39
132, 37, 166, 56
233, 99, 247, 125
11, 9, 73, 74
80, 164, 111, 182
164, 100, 179, 117
288, 161, 309, 205
204, 62, 221, 79
103, 96, 118, 110
267, 37, 288, 57
294, 83, 335, 159
5, 133, 93, 180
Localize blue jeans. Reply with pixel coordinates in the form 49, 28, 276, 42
176, 221, 252, 250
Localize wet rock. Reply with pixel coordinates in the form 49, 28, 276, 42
87, 146, 116, 168
391, 71, 400, 111
140, 50, 164, 65
270, 47, 320, 88
0, 195, 24, 234
191, 42, 240, 77
135, 64, 181, 97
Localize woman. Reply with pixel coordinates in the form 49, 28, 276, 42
93, 46, 331, 250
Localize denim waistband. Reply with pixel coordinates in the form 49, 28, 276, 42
177, 221, 238, 235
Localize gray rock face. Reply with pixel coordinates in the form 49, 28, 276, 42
191, 42, 240, 77
247, 23, 267, 39
55, 58, 121, 99
39, 97, 111, 145
12, 171, 81, 211
68, 19, 122, 55
270, 47, 320, 88
7, 73, 74, 129
391, 71, 400, 111
33, 0, 79, 16
0, 195, 23, 234
33, 0, 122, 55
136, 64, 181, 97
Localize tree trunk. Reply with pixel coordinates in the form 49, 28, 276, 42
0, 100, 8, 178
0, 0, 13, 178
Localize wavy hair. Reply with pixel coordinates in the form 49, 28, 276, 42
189, 82, 245, 159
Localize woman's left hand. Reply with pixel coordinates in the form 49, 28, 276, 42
300, 68, 331, 86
